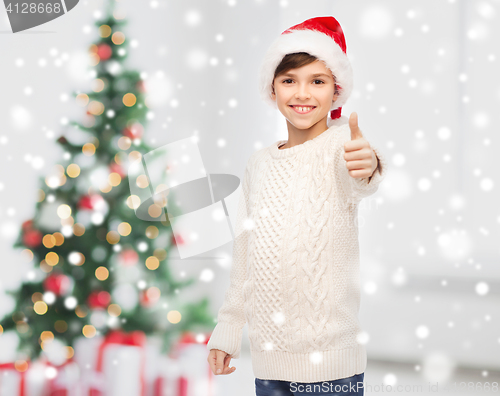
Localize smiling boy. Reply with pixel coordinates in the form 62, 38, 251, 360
273, 59, 340, 147
207, 16, 387, 395
272, 54, 379, 180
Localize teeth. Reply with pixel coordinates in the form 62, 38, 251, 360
293, 106, 314, 112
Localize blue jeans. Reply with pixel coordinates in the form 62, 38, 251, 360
255, 373, 364, 396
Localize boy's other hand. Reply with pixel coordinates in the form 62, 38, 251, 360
207, 349, 237, 375
344, 112, 378, 179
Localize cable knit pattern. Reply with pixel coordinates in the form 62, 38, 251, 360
252, 157, 296, 353
207, 115, 388, 383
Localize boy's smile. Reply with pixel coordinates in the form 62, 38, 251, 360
271, 59, 339, 144
288, 105, 316, 114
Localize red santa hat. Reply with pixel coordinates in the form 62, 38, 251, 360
258, 16, 353, 120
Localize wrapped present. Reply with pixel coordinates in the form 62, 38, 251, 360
169, 332, 213, 396
142, 336, 176, 396
150, 354, 181, 396
37, 357, 80, 396
73, 335, 105, 396
35, 337, 81, 396
0, 331, 30, 395
93, 330, 147, 396
0, 361, 28, 396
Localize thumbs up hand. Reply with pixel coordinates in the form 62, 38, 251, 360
343, 112, 378, 179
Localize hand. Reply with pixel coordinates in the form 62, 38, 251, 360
207, 349, 236, 375
344, 112, 378, 179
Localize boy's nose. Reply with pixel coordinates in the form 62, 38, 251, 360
294, 88, 311, 100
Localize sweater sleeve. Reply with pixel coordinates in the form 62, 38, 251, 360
206, 158, 252, 359
335, 127, 388, 205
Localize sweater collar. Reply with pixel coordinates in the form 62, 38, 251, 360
270, 116, 348, 159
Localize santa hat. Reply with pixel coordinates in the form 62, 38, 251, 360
258, 16, 353, 120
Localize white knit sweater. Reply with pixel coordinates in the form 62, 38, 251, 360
207, 115, 387, 383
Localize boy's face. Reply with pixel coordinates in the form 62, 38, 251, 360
271, 60, 339, 131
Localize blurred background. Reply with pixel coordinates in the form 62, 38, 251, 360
0, 0, 499, 395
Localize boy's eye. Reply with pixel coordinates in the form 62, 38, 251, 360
281, 79, 325, 84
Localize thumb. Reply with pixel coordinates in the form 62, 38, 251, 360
349, 112, 363, 140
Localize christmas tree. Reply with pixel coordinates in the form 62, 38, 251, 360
0, 0, 213, 363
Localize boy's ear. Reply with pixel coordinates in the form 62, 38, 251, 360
332, 86, 339, 103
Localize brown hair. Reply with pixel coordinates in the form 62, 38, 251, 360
271, 52, 339, 96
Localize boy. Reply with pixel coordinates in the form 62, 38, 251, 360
206, 16, 387, 395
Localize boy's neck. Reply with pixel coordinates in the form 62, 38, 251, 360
279, 117, 329, 150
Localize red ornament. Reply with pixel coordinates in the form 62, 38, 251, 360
171, 233, 185, 246
87, 290, 111, 309
139, 290, 149, 307
78, 195, 93, 210
22, 219, 34, 230
23, 228, 42, 248
43, 273, 72, 296
179, 331, 197, 344
97, 44, 112, 61
78, 194, 104, 211
139, 289, 159, 308
119, 249, 139, 266
122, 122, 144, 140
109, 162, 125, 178
136, 80, 146, 93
